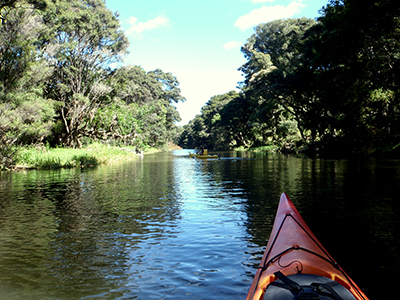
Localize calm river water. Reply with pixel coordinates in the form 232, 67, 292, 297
0, 150, 399, 299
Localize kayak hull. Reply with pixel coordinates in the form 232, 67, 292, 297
246, 193, 369, 300
189, 152, 218, 159
195, 155, 218, 159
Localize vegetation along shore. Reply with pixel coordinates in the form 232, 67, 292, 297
178, 2, 400, 158
2, 143, 164, 171
2, 0, 400, 171
1, 0, 184, 170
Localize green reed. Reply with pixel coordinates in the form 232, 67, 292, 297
15, 143, 143, 169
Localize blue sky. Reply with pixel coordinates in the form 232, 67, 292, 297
105, 0, 329, 125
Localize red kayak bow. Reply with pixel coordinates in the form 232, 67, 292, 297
246, 193, 369, 300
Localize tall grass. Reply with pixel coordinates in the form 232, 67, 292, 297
15, 143, 143, 169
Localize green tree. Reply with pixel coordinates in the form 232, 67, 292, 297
239, 18, 316, 146
0, 0, 50, 108
147, 69, 185, 146
200, 91, 240, 149
89, 100, 151, 146
178, 115, 206, 149
218, 93, 254, 148
41, 0, 129, 148
178, 91, 241, 149
303, 0, 400, 155
0, 1, 56, 168
106, 65, 185, 148
181, 1, 400, 156
0, 1, 48, 96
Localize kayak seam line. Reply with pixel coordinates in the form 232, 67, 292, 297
262, 246, 339, 271
287, 213, 337, 263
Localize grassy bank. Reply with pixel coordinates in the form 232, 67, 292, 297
11, 143, 158, 170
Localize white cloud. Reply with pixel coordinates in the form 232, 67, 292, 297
235, 0, 305, 31
223, 41, 242, 50
126, 15, 170, 35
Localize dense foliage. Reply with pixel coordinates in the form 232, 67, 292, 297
0, 0, 185, 167
178, 0, 400, 157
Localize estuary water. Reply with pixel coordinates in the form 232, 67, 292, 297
0, 150, 399, 299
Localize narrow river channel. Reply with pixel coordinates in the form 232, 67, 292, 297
0, 150, 398, 299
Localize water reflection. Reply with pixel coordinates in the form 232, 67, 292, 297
0, 152, 399, 299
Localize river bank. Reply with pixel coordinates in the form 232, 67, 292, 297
2, 143, 170, 171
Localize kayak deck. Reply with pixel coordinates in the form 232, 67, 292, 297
246, 193, 369, 300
